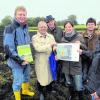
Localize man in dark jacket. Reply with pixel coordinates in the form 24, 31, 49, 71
82, 17, 100, 82
45, 15, 63, 43
45, 15, 63, 83
85, 52, 100, 100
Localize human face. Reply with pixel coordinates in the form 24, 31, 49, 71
47, 20, 55, 29
64, 23, 73, 33
15, 10, 27, 24
38, 21, 48, 34
86, 23, 96, 31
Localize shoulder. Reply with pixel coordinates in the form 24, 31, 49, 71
95, 31, 100, 37
4, 24, 15, 34
32, 34, 37, 38
32, 33, 39, 41
76, 31, 83, 37
56, 27, 63, 32
47, 33, 55, 39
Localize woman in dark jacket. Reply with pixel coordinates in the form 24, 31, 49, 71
61, 21, 86, 100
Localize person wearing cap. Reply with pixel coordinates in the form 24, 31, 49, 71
45, 15, 63, 83
61, 20, 86, 100
81, 17, 100, 83
3, 6, 35, 100
45, 15, 63, 43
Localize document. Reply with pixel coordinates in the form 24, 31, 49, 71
17, 44, 33, 63
57, 43, 80, 62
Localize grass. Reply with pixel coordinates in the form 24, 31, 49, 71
28, 24, 90, 32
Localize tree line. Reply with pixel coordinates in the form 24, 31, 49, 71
0, 15, 78, 27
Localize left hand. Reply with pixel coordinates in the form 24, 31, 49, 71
78, 49, 83, 55
55, 55, 58, 60
53, 45, 57, 51
22, 61, 29, 65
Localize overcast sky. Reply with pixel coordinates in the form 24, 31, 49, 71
0, 0, 100, 24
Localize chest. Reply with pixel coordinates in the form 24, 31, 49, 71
15, 27, 30, 45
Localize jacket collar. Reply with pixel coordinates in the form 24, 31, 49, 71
12, 19, 28, 29
83, 30, 96, 38
37, 32, 49, 38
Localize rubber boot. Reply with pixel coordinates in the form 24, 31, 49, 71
14, 91, 21, 100
22, 82, 35, 96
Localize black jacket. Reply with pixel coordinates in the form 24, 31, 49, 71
86, 53, 100, 97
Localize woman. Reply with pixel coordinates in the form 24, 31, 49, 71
61, 21, 86, 100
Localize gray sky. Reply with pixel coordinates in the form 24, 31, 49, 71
0, 0, 100, 24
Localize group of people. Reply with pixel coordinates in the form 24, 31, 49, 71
3, 6, 100, 100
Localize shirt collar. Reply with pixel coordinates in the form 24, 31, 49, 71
37, 32, 49, 38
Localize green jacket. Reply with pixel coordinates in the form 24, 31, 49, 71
47, 26, 63, 43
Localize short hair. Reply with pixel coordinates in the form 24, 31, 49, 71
64, 20, 74, 28
86, 17, 96, 26
38, 21, 47, 28
14, 6, 27, 15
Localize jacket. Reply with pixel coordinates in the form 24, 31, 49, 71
86, 53, 100, 97
47, 26, 63, 43
82, 31, 99, 58
4, 19, 30, 65
32, 32, 55, 86
61, 30, 86, 75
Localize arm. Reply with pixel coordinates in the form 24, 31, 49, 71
4, 26, 17, 56
4, 26, 24, 64
79, 34, 87, 50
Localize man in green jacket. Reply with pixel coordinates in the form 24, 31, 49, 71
45, 15, 63, 84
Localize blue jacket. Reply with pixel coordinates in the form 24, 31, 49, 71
3, 19, 30, 65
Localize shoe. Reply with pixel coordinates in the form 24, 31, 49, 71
22, 82, 35, 96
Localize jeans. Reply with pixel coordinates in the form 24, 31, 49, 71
7, 58, 30, 91
72, 74, 83, 91
64, 74, 83, 91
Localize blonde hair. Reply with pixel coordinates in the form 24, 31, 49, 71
14, 6, 27, 15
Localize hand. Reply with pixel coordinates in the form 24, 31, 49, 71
75, 41, 81, 45
53, 45, 57, 51
22, 61, 29, 65
78, 49, 83, 55
91, 92, 100, 100
22, 57, 29, 65
51, 42, 57, 47
55, 55, 58, 60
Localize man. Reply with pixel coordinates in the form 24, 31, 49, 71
3, 6, 35, 100
46, 15, 63, 43
32, 21, 56, 100
82, 18, 99, 82
45, 15, 63, 82
85, 52, 100, 100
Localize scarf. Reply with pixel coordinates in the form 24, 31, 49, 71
64, 30, 77, 41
